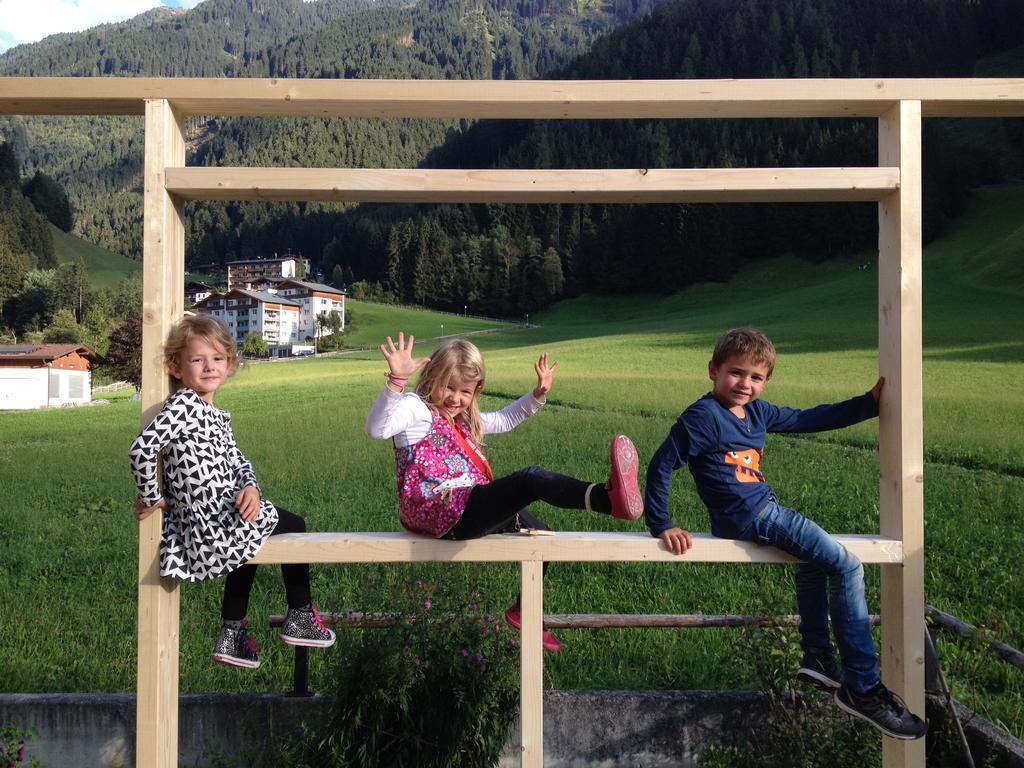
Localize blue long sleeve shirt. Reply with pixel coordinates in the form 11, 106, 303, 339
644, 391, 879, 540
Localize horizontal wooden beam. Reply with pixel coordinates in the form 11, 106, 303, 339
2, 78, 1024, 118
164, 166, 899, 203
249, 531, 904, 565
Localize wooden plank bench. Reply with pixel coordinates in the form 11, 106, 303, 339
251, 531, 903, 732
249, 530, 904, 565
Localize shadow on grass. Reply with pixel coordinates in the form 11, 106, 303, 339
924, 342, 1024, 364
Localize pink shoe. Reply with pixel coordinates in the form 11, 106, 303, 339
607, 434, 643, 520
505, 604, 562, 652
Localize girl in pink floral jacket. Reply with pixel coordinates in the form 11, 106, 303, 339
365, 332, 643, 651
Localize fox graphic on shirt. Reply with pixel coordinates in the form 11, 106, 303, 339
724, 448, 764, 483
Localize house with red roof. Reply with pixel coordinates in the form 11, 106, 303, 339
0, 344, 102, 410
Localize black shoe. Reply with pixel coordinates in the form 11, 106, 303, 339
796, 652, 841, 691
211, 619, 261, 669
834, 683, 927, 740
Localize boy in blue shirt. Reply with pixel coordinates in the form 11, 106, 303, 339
644, 327, 926, 741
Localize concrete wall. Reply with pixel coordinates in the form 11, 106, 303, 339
2, 691, 1021, 768
0, 691, 771, 768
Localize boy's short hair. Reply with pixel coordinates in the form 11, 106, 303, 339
712, 327, 776, 376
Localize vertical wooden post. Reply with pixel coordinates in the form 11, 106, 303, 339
137, 98, 186, 768
519, 561, 544, 768
878, 100, 925, 768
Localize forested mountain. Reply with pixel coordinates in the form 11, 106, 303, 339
323, 0, 1024, 314
0, 0, 662, 264
0, 143, 57, 309
0, 141, 126, 350
0, 0, 405, 77
1, 0, 1023, 321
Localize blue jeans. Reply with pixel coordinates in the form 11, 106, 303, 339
749, 501, 880, 692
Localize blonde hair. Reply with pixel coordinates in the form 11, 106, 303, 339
712, 327, 776, 377
164, 314, 238, 390
414, 338, 486, 442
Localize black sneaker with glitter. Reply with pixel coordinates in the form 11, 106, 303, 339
834, 683, 927, 740
796, 651, 841, 691
212, 620, 261, 669
279, 603, 336, 648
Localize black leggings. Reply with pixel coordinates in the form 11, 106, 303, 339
443, 465, 610, 540
221, 507, 310, 622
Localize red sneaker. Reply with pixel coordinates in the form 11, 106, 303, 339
504, 604, 562, 652
607, 434, 643, 520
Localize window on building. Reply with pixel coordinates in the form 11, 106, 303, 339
68, 374, 84, 399
48, 373, 61, 399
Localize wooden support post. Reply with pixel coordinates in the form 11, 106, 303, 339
878, 99, 925, 768
519, 561, 544, 768
137, 98, 186, 768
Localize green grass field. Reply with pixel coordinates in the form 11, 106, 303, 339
51, 223, 140, 289
2, 186, 1022, 740
341, 299, 511, 349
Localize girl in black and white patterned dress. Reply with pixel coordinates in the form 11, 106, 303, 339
129, 314, 334, 669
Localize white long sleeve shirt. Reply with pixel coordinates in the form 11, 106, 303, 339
365, 386, 545, 447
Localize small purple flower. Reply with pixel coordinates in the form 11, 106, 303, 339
467, 603, 477, 611
402, 649, 410, 658
461, 649, 469, 657
424, 599, 432, 610
475, 650, 484, 662
479, 664, 486, 673
509, 638, 518, 647
484, 613, 493, 621
414, 657, 421, 666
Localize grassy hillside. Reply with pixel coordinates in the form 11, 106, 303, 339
51, 223, 140, 290
1, 185, 1021, 740
342, 300, 512, 349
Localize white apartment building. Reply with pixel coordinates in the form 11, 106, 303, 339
195, 289, 301, 348
273, 279, 346, 340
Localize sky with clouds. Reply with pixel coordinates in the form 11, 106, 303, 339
0, 0, 206, 54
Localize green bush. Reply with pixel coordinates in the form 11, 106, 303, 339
0, 726, 42, 768
699, 627, 883, 767
275, 567, 520, 767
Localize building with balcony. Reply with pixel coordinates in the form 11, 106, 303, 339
194, 289, 301, 351
225, 255, 311, 290
273, 279, 346, 341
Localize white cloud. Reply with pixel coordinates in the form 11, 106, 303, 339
0, 0, 188, 53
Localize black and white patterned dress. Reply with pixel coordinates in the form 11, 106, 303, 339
129, 387, 278, 582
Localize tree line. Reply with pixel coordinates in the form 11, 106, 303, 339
0, 142, 143, 377
2, 0, 1023, 319
261, 0, 1024, 313
0, 0, 669, 264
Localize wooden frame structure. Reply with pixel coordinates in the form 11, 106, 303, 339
4, 77, 1024, 768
